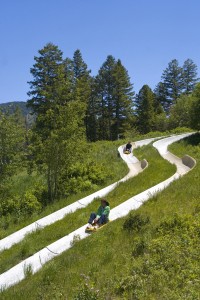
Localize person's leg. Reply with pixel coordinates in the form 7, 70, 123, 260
97, 214, 107, 225
88, 212, 96, 224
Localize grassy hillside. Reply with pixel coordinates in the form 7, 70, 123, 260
0, 133, 199, 299
0, 145, 175, 274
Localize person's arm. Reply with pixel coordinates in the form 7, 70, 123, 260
96, 206, 102, 218
94, 206, 102, 222
102, 206, 110, 217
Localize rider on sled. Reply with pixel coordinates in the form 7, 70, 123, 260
124, 141, 132, 154
87, 199, 110, 230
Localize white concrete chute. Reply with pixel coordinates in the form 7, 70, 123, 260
0, 138, 157, 252
0, 133, 196, 290
153, 133, 195, 176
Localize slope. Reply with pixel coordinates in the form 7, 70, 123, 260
0, 133, 195, 293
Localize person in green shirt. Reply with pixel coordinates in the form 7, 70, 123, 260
87, 199, 110, 229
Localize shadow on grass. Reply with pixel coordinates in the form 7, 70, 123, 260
184, 132, 200, 146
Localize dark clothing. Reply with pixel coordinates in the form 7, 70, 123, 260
126, 143, 132, 150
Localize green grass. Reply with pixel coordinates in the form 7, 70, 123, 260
0, 145, 175, 276
0, 140, 128, 239
0, 133, 199, 299
0, 131, 182, 238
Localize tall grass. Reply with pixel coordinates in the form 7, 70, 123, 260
0, 145, 175, 278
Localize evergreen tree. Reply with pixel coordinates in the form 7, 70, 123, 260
72, 50, 92, 140
161, 59, 184, 110
94, 56, 134, 140
182, 59, 199, 94
72, 50, 91, 103
154, 82, 168, 112
86, 78, 99, 141
28, 77, 86, 202
112, 59, 134, 139
27, 43, 63, 115
29, 63, 73, 142
73, 49, 90, 80
135, 85, 156, 134
27, 44, 86, 202
63, 57, 74, 92
95, 55, 116, 140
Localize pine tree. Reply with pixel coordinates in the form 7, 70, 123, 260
95, 55, 116, 140
182, 59, 198, 94
73, 49, 90, 80
154, 82, 168, 112
27, 44, 86, 202
94, 56, 134, 140
161, 59, 184, 110
72, 50, 91, 103
86, 78, 99, 141
112, 59, 134, 139
135, 85, 156, 134
72, 50, 92, 140
27, 43, 63, 115
63, 57, 74, 92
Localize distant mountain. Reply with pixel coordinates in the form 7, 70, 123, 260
0, 101, 35, 127
0, 101, 31, 116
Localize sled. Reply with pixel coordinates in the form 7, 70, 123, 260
123, 149, 131, 154
85, 222, 110, 233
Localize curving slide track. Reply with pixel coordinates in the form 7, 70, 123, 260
0, 133, 196, 290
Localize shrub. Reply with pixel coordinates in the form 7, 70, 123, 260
20, 191, 42, 215
117, 214, 200, 299
0, 198, 18, 216
32, 183, 48, 205
123, 213, 150, 233
74, 274, 99, 300
132, 238, 148, 257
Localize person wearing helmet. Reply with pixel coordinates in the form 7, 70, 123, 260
87, 199, 110, 229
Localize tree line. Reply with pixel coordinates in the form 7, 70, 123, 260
27, 43, 199, 138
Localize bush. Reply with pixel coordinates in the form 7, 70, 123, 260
0, 181, 46, 219
169, 127, 193, 134
20, 191, 42, 215
74, 274, 99, 300
60, 160, 112, 197
132, 238, 148, 257
32, 183, 48, 205
123, 213, 150, 233
117, 214, 200, 299
0, 198, 18, 216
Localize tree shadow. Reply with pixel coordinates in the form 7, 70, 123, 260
184, 132, 200, 146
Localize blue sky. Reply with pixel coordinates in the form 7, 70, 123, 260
0, 0, 200, 103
